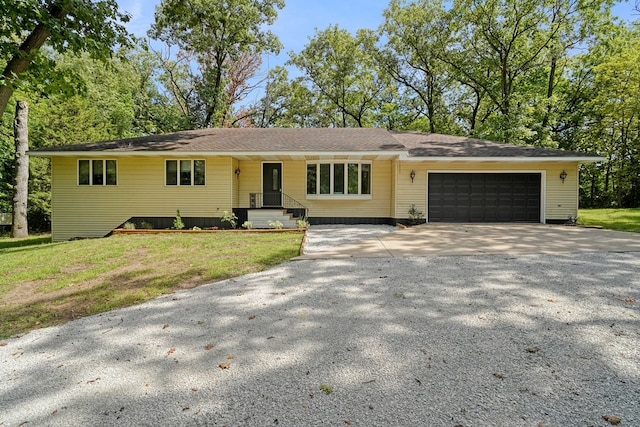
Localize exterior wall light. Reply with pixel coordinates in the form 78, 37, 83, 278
560, 170, 567, 183
235, 167, 241, 178
410, 170, 416, 183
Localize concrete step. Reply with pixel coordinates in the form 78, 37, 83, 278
247, 209, 298, 229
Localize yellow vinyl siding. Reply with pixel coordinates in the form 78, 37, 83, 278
236, 160, 262, 207
396, 161, 580, 222
51, 156, 234, 241
545, 162, 579, 220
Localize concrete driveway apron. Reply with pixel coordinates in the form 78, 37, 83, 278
299, 223, 640, 258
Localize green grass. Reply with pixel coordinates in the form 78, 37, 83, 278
0, 232, 304, 339
578, 208, 640, 232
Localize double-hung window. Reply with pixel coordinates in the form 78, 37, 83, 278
306, 162, 371, 197
78, 160, 117, 186
166, 160, 206, 186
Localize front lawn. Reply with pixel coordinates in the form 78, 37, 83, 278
578, 208, 640, 233
0, 232, 304, 339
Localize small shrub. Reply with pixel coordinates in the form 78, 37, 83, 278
123, 221, 136, 230
269, 220, 284, 229
296, 218, 310, 229
139, 221, 153, 229
408, 204, 425, 225
320, 384, 334, 395
173, 210, 185, 230
221, 210, 238, 229
242, 221, 253, 229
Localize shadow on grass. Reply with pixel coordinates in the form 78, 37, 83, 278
0, 235, 52, 250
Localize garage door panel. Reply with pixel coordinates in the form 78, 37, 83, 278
428, 173, 541, 222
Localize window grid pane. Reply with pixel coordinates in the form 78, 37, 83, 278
180, 160, 192, 185
194, 160, 206, 185
361, 164, 371, 195
78, 160, 90, 185
306, 162, 371, 196
334, 163, 344, 194
307, 164, 317, 194
106, 160, 117, 185
166, 160, 178, 185
319, 164, 331, 194
92, 160, 104, 185
348, 163, 359, 194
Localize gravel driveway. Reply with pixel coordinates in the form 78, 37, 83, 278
1, 227, 639, 426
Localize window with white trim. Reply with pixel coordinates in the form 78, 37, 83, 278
306, 162, 371, 196
166, 160, 205, 186
78, 159, 117, 185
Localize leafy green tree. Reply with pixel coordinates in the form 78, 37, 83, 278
582, 28, 640, 207
289, 25, 387, 127
149, 0, 284, 128
253, 66, 332, 127
0, 47, 187, 231
377, 0, 456, 133
442, 0, 616, 144
0, 0, 131, 120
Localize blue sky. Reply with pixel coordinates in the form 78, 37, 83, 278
118, 0, 388, 64
117, 0, 638, 103
118, 0, 639, 64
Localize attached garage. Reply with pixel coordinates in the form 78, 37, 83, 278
428, 172, 541, 222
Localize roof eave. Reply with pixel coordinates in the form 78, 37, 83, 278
28, 150, 407, 158
401, 155, 605, 163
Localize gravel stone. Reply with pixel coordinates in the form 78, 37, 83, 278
1, 227, 639, 426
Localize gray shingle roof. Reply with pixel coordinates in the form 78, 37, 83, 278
34, 128, 402, 153
390, 131, 592, 158
31, 127, 600, 159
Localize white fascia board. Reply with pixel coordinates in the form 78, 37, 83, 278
29, 150, 406, 158
400, 155, 605, 163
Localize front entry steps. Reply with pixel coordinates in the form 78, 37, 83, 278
247, 209, 298, 229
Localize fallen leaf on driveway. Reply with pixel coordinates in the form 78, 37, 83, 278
620, 297, 637, 303
603, 415, 621, 425
162, 324, 169, 329
526, 347, 541, 353
167, 348, 176, 356
204, 343, 214, 350
219, 362, 231, 369
86, 377, 100, 384
248, 315, 256, 320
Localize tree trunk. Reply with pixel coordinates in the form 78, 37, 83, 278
12, 101, 29, 239
541, 55, 557, 129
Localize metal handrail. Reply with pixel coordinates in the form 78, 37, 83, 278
249, 192, 308, 217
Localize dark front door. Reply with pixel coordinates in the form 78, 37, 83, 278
428, 173, 541, 222
263, 163, 282, 207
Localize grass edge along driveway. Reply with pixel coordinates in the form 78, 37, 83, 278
579, 208, 640, 233
0, 232, 304, 339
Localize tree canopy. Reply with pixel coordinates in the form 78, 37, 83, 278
149, 0, 285, 128
0, 0, 132, 120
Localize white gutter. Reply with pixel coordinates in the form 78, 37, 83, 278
28, 150, 604, 163
399, 155, 605, 163
28, 150, 407, 158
